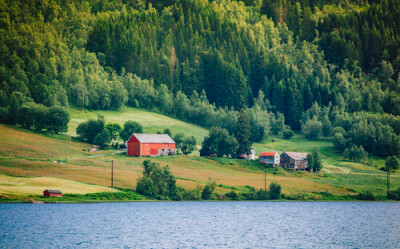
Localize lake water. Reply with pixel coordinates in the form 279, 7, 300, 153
1, 201, 399, 248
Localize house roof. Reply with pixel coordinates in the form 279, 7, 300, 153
284, 152, 308, 160
259, 152, 278, 157
44, 189, 62, 194
132, 133, 175, 144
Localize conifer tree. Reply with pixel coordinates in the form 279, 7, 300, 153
235, 109, 252, 156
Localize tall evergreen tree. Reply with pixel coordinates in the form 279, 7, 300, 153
234, 109, 252, 156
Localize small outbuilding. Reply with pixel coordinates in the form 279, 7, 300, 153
259, 152, 280, 166
280, 152, 308, 170
43, 189, 62, 197
127, 133, 176, 157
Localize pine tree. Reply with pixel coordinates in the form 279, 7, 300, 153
234, 109, 252, 156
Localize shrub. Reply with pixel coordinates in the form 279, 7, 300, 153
282, 128, 294, 139
120, 121, 143, 142
257, 189, 270, 200
269, 182, 281, 199
357, 191, 375, 201
201, 180, 216, 200
184, 186, 202, 200
93, 129, 111, 148
387, 188, 400, 200
225, 190, 240, 200
136, 176, 156, 197
77, 116, 105, 143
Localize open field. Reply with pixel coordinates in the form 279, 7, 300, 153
68, 107, 208, 147
0, 174, 119, 197
1, 119, 399, 199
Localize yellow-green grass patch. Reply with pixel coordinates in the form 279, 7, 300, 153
0, 174, 119, 196
68, 107, 208, 146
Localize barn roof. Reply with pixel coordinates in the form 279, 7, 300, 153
284, 152, 308, 160
259, 152, 278, 157
132, 133, 175, 144
44, 189, 62, 194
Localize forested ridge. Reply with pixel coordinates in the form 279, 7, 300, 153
1, 0, 400, 156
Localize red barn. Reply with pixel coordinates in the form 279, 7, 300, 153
43, 189, 62, 197
127, 133, 176, 156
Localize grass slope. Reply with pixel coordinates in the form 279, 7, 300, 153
68, 107, 208, 147
0, 174, 119, 197
1, 115, 399, 199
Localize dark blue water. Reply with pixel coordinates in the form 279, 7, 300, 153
1, 202, 399, 248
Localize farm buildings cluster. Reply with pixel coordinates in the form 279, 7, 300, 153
259, 151, 308, 170
124, 133, 308, 171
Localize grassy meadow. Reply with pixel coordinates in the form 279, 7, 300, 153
0, 108, 399, 200
0, 174, 119, 197
68, 107, 208, 148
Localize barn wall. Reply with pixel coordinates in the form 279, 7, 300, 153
127, 141, 141, 156
141, 143, 175, 156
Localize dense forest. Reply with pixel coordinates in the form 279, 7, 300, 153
0, 0, 400, 156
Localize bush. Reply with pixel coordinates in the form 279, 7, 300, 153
93, 129, 111, 148
302, 118, 322, 140
45, 106, 70, 133
77, 116, 105, 143
120, 121, 143, 142
184, 186, 202, 200
356, 191, 375, 201
136, 176, 156, 197
282, 128, 294, 139
201, 180, 216, 200
387, 188, 400, 200
269, 182, 281, 199
257, 189, 270, 200
282, 193, 305, 200
225, 190, 240, 200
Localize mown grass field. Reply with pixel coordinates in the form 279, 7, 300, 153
68, 107, 208, 148
0, 174, 119, 197
1, 111, 399, 199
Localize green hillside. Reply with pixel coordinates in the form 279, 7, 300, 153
68, 107, 208, 146
0, 107, 399, 201
0, 0, 400, 201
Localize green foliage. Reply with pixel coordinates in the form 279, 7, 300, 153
387, 188, 400, 200
282, 126, 294, 139
63, 191, 143, 201
343, 145, 366, 162
225, 190, 241, 200
181, 136, 196, 155
235, 109, 252, 156
105, 122, 122, 144
307, 148, 323, 172
201, 180, 216, 200
45, 106, 70, 134
302, 118, 322, 140
173, 133, 185, 153
356, 191, 375, 201
136, 176, 156, 197
1, 0, 400, 160
120, 120, 143, 142
200, 127, 238, 157
332, 132, 347, 152
93, 129, 111, 148
385, 156, 399, 173
76, 115, 105, 143
269, 182, 281, 199
136, 160, 178, 200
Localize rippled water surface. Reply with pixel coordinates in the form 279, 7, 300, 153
1, 202, 400, 248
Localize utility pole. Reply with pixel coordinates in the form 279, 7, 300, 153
387, 169, 390, 194
264, 171, 267, 191
82, 91, 85, 112
111, 160, 114, 188
350, 157, 353, 174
